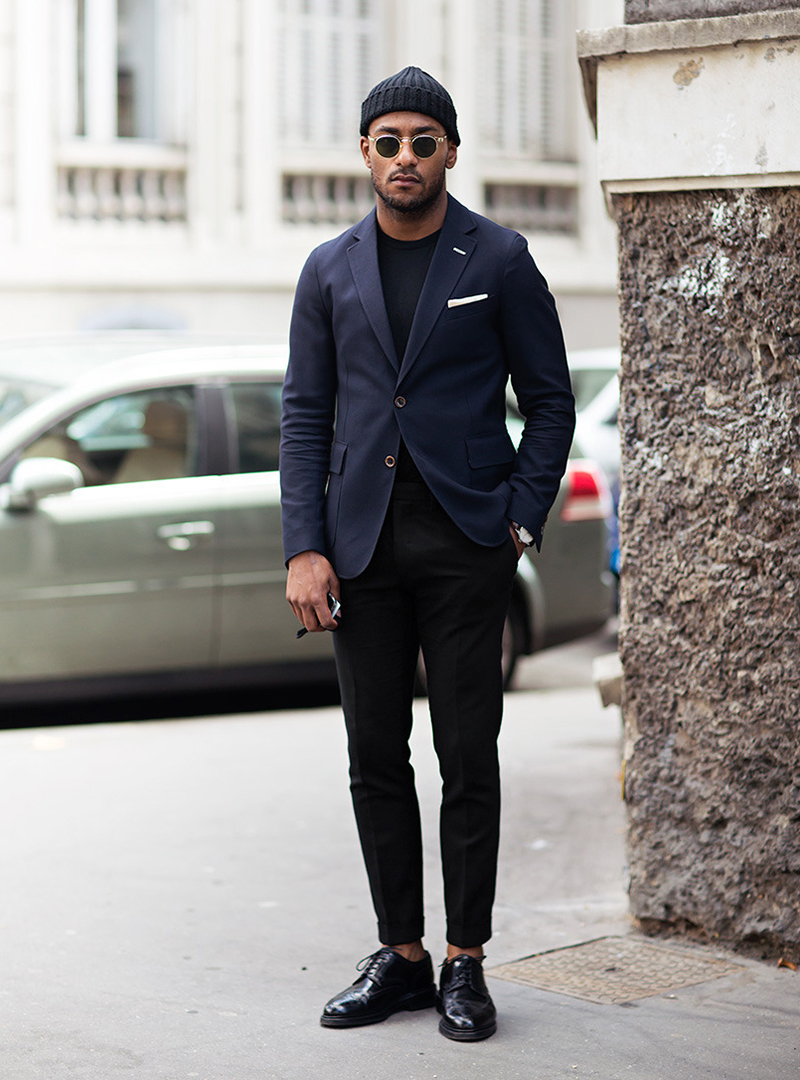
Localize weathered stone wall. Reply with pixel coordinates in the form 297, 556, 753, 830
614, 187, 800, 959
625, 0, 800, 22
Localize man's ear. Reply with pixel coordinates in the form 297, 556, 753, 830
446, 143, 458, 170
360, 136, 372, 168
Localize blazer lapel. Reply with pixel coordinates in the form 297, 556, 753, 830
347, 210, 399, 371
398, 196, 477, 381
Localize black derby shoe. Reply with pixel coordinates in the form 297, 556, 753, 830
436, 954, 497, 1041
320, 948, 436, 1028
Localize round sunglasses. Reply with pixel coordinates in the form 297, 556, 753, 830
368, 134, 447, 159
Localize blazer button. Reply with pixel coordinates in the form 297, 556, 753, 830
385, 455, 396, 468
394, 396, 406, 408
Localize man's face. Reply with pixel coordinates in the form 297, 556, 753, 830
360, 111, 458, 218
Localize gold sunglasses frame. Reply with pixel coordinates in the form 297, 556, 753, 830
367, 134, 448, 159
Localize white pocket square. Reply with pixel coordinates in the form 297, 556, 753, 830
447, 293, 489, 309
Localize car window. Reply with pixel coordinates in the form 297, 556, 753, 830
229, 382, 282, 473
505, 408, 524, 449
0, 381, 54, 427
570, 369, 617, 412
21, 386, 197, 486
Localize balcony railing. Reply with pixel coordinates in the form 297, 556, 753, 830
56, 141, 188, 224
484, 182, 578, 236
282, 173, 374, 226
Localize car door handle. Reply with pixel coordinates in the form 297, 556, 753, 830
156, 521, 215, 551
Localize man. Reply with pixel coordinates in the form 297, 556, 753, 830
280, 66, 574, 1041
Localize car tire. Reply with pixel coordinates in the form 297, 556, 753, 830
501, 598, 526, 690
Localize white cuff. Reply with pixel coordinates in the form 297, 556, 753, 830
511, 521, 534, 547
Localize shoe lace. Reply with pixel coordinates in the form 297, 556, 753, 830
356, 948, 394, 980
441, 955, 485, 992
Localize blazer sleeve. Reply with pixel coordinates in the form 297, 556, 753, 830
279, 249, 337, 566
500, 234, 576, 548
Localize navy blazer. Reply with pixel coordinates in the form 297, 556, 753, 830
280, 194, 575, 580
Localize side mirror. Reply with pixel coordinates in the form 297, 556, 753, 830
4, 457, 84, 511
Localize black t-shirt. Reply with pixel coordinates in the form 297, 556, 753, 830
377, 226, 440, 359
377, 226, 441, 481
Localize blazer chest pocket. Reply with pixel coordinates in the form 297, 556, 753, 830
466, 431, 516, 490
444, 294, 498, 321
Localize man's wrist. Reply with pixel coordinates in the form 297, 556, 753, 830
510, 521, 534, 547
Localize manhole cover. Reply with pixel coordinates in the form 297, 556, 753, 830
488, 936, 744, 1005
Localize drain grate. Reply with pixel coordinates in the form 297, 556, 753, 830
488, 936, 745, 1005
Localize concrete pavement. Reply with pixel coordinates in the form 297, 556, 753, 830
1, 677, 797, 1078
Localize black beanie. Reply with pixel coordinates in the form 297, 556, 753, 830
360, 66, 460, 146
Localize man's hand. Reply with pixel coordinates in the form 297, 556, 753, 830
286, 551, 341, 633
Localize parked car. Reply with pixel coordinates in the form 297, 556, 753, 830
0, 336, 612, 707
569, 348, 621, 577
504, 397, 612, 666
570, 347, 620, 493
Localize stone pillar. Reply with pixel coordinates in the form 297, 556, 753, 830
578, 10, 800, 959
625, 1, 800, 23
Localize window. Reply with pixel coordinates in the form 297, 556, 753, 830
277, 0, 382, 148
479, 0, 577, 163
61, 0, 187, 143
21, 387, 197, 486
117, 0, 157, 139
227, 383, 283, 474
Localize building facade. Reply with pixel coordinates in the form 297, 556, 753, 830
0, 0, 621, 347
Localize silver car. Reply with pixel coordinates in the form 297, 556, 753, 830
570, 347, 620, 494
0, 336, 612, 706
569, 347, 621, 580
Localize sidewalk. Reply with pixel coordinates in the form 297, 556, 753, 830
1, 686, 797, 1079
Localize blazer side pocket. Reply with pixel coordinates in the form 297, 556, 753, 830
328, 440, 347, 476
465, 431, 516, 491
324, 440, 348, 545
466, 431, 516, 468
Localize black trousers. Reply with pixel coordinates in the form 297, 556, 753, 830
332, 481, 518, 948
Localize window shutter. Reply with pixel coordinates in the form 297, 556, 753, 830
479, 0, 576, 163
278, 0, 381, 148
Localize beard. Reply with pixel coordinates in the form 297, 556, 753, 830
371, 164, 447, 220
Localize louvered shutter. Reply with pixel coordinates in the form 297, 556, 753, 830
479, 0, 576, 163
277, 0, 381, 148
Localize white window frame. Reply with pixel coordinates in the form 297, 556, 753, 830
56, 0, 189, 145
